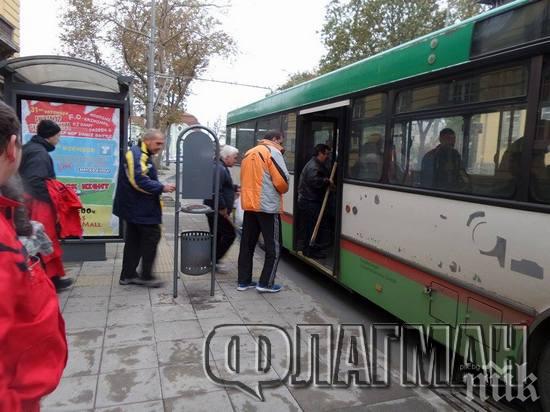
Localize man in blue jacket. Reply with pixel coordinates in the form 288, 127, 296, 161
114, 129, 175, 287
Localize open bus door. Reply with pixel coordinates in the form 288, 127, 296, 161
294, 102, 349, 277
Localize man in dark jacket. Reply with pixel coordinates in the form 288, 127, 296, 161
204, 144, 239, 272
19, 119, 73, 291
113, 129, 175, 287
296, 143, 333, 258
420, 128, 469, 192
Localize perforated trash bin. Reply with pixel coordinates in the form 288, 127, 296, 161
180, 230, 212, 275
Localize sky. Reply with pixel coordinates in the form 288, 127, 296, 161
19, 0, 330, 130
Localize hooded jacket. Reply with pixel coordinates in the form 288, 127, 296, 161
0, 195, 67, 411
240, 139, 289, 213
113, 141, 164, 225
19, 135, 56, 202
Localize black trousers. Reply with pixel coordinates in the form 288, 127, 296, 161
207, 213, 237, 261
296, 199, 322, 253
238, 211, 282, 287
120, 221, 161, 280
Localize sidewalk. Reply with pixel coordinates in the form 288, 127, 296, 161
43, 213, 451, 412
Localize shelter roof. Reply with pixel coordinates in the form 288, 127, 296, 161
0, 55, 132, 93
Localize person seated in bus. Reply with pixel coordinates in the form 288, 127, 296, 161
349, 133, 384, 181
420, 128, 469, 192
500, 136, 550, 201
296, 143, 333, 259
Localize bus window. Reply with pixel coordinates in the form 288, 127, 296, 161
256, 116, 281, 141
473, 107, 526, 198
390, 117, 466, 193
530, 66, 550, 203
226, 126, 236, 146
396, 65, 528, 114
236, 121, 255, 156
282, 113, 297, 172
348, 94, 386, 182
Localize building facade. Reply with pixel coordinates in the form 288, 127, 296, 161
0, 0, 19, 59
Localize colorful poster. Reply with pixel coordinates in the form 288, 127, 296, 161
21, 100, 121, 237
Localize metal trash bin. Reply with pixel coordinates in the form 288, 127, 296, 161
180, 230, 212, 275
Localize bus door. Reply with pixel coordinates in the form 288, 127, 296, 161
294, 103, 349, 277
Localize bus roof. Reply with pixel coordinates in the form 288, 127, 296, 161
227, 0, 530, 125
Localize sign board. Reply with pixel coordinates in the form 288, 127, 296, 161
20, 99, 121, 237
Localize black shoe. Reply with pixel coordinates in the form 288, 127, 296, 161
130, 277, 165, 288
52, 276, 74, 291
305, 249, 327, 259
119, 272, 140, 285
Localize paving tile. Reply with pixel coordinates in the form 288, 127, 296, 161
197, 314, 245, 337
80, 265, 114, 276
64, 296, 109, 313
152, 304, 196, 323
154, 319, 203, 341
63, 348, 101, 378
41, 374, 97, 411
63, 310, 107, 330
289, 382, 415, 412
95, 400, 164, 412
157, 338, 204, 366
107, 307, 153, 327
193, 301, 238, 319
110, 284, 151, 297
227, 384, 302, 412
364, 396, 437, 412
188, 289, 229, 304
57, 289, 71, 308
109, 294, 151, 310
70, 285, 112, 298
159, 362, 223, 398
75, 274, 113, 286
96, 368, 162, 408
164, 389, 233, 412
104, 323, 155, 347
101, 343, 158, 373
66, 328, 105, 350
149, 288, 190, 306
207, 331, 259, 362
230, 299, 278, 315
239, 310, 292, 326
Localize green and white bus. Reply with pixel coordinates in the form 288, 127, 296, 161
227, 0, 550, 406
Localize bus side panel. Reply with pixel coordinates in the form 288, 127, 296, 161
340, 184, 550, 314
339, 239, 530, 366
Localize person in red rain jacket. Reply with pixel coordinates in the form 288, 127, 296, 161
19, 119, 73, 291
0, 102, 67, 412
46, 179, 83, 238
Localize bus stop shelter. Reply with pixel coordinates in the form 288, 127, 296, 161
0, 55, 133, 261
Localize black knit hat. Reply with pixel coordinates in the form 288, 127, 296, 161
37, 119, 61, 139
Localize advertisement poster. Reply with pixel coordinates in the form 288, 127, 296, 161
21, 100, 121, 237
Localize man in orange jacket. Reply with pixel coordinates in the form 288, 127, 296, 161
0, 101, 67, 411
237, 130, 289, 293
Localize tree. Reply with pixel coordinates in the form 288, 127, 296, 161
319, 0, 446, 74
59, 0, 235, 131
446, 0, 490, 24
276, 70, 319, 91
317, 0, 490, 75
